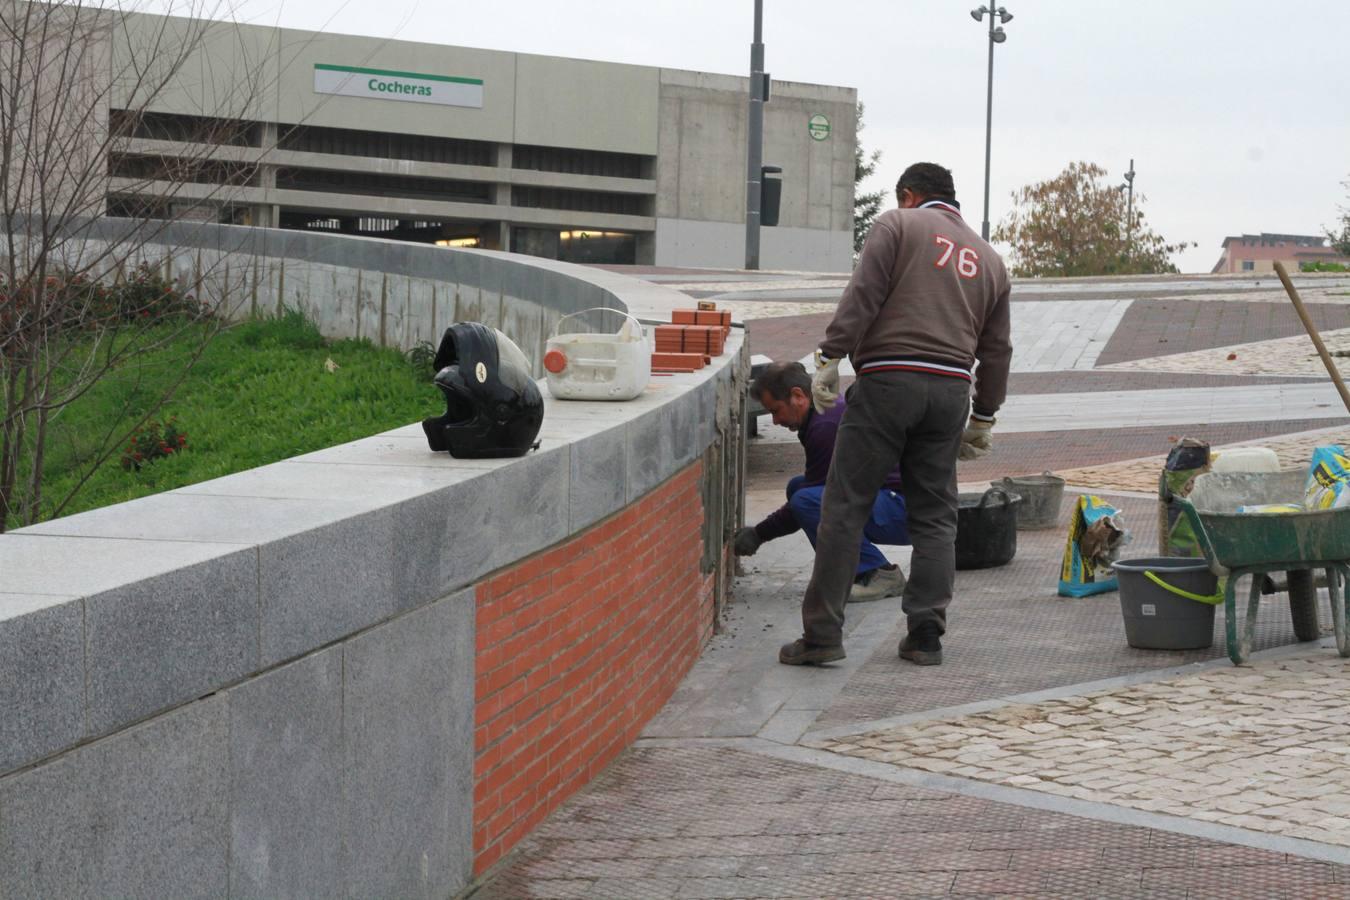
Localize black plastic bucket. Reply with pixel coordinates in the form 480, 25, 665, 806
955, 487, 1021, 570
1114, 557, 1218, 650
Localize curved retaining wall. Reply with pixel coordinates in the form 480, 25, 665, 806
0, 224, 748, 898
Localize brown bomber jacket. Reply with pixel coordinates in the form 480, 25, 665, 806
820, 202, 1012, 419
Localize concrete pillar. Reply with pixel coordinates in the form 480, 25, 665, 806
254, 122, 279, 228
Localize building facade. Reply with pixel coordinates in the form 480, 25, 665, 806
105, 14, 857, 272
1210, 233, 1349, 274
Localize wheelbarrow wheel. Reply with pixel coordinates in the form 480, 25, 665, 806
1287, 569, 1320, 642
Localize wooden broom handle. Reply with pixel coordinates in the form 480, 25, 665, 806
1274, 260, 1350, 416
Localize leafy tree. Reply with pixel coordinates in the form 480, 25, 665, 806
1329, 177, 1350, 257
993, 161, 1193, 277
853, 102, 885, 258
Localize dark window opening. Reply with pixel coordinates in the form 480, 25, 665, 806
511, 186, 649, 217
278, 210, 496, 247
274, 168, 493, 204
512, 144, 652, 180
277, 123, 495, 167
109, 153, 258, 186
110, 109, 260, 147
512, 227, 637, 265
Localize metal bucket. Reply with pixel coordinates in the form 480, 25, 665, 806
1114, 557, 1218, 650
993, 472, 1066, 530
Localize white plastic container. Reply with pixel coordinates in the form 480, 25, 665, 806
543, 308, 650, 401
1210, 447, 1279, 474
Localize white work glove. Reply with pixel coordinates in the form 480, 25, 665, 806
811, 351, 840, 413
959, 417, 994, 460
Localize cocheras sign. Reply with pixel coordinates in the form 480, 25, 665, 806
313, 64, 484, 108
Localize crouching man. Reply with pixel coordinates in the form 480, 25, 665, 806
734, 361, 909, 602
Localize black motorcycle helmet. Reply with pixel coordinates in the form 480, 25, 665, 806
421, 322, 544, 458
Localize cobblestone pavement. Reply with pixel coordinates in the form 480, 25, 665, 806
470, 271, 1350, 898
1059, 424, 1350, 494
815, 654, 1350, 848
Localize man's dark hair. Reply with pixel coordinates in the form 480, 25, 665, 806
752, 361, 811, 402
896, 162, 956, 204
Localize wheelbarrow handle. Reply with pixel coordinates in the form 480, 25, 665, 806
1171, 495, 1228, 576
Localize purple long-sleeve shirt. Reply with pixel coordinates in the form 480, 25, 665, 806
753, 395, 904, 541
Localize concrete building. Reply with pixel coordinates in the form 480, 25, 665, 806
105, 13, 857, 272
1210, 233, 1349, 274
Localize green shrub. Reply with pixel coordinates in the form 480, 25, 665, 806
120, 417, 188, 471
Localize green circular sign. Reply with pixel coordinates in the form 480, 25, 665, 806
808, 114, 831, 141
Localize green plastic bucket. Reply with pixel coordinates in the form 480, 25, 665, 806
1114, 557, 1219, 650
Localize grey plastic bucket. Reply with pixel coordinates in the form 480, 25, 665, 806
992, 472, 1065, 530
1114, 557, 1219, 650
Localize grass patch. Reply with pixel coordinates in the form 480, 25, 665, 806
13, 308, 436, 528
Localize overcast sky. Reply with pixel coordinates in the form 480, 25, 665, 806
185, 0, 1347, 273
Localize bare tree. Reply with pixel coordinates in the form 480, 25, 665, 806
0, 0, 276, 531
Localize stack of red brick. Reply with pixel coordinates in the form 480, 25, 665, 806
652, 309, 732, 374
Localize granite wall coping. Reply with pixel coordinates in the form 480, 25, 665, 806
0, 226, 747, 777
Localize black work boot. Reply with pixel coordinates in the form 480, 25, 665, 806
779, 639, 846, 666
898, 624, 942, 666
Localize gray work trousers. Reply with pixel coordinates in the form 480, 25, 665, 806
801, 370, 969, 647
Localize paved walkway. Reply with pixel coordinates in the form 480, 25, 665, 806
469, 269, 1350, 899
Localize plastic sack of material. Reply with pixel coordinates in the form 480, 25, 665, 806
1304, 445, 1350, 511
1058, 495, 1129, 598
1159, 437, 1210, 557
1238, 503, 1303, 515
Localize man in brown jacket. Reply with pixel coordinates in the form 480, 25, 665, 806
779, 162, 1012, 667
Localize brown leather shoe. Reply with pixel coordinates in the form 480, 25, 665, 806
898, 626, 943, 666
779, 639, 845, 666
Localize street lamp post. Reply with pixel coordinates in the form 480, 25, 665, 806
970, 5, 1012, 242
744, 0, 765, 270
1120, 158, 1136, 251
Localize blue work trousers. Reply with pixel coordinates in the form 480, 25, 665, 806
786, 475, 909, 577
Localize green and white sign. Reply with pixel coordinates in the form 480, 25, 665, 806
313, 64, 484, 108
808, 113, 831, 141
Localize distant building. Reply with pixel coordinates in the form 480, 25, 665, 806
1210, 233, 1349, 274
87, 12, 857, 271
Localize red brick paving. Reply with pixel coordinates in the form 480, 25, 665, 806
471, 747, 1344, 899
1096, 300, 1350, 365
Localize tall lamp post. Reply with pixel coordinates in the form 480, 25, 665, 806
1119, 158, 1136, 252
970, 5, 1013, 241
744, 0, 766, 270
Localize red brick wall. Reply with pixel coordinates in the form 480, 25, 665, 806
472, 461, 717, 874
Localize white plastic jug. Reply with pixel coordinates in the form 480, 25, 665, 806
543, 308, 650, 401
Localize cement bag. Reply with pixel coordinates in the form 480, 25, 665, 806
1059, 495, 1129, 598
1304, 445, 1350, 511
1159, 438, 1209, 557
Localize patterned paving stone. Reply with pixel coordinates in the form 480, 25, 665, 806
814, 492, 1335, 728
468, 747, 1333, 899
750, 419, 1345, 492
1102, 327, 1350, 377
1095, 300, 1350, 367
816, 655, 1350, 849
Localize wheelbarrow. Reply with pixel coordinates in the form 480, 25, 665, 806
1171, 471, 1350, 664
